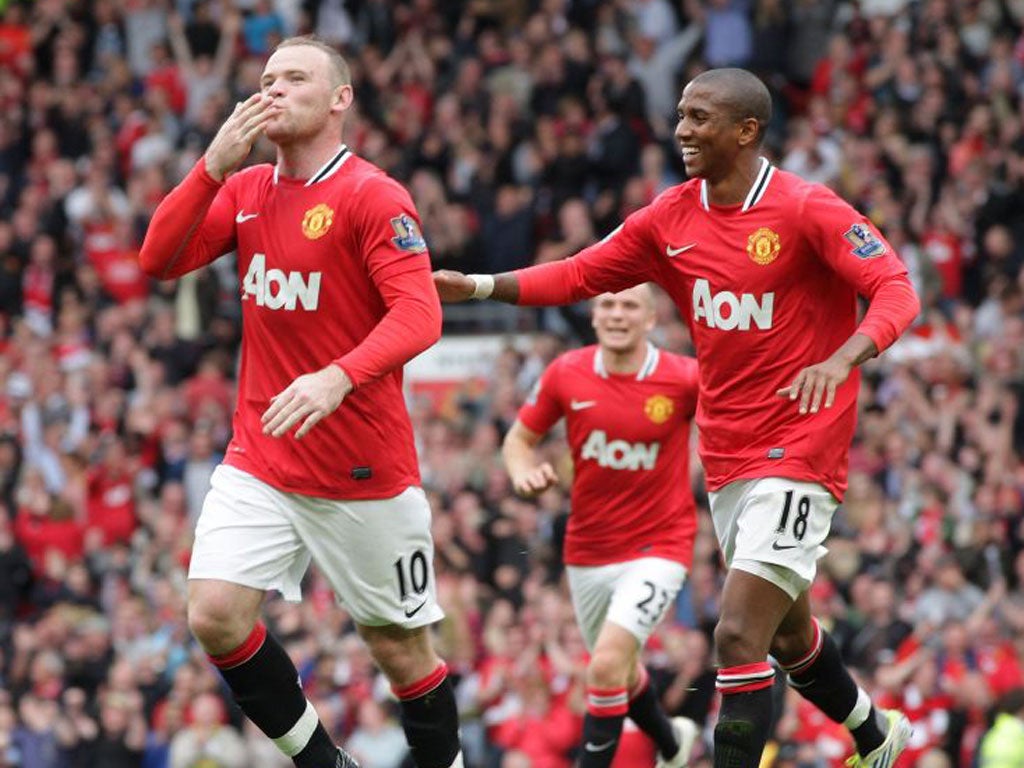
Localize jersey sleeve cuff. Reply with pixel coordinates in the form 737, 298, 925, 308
195, 157, 227, 188
853, 322, 891, 356
330, 360, 360, 390
516, 411, 544, 434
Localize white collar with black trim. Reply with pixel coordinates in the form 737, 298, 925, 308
273, 144, 352, 186
593, 342, 660, 381
698, 156, 775, 212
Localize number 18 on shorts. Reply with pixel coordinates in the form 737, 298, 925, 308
709, 477, 838, 600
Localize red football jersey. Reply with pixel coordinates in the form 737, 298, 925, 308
516, 161, 919, 499
140, 148, 440, 499
517, 344, 699, 567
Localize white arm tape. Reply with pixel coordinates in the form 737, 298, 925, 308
468, 274, 495, 300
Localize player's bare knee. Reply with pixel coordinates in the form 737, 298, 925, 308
187, 585, 260, 654
714, 616, 763, 666
361, 625, 434, 685
187, 604, 250, 653
770, 625, 813, 664
586, 648, 630, 690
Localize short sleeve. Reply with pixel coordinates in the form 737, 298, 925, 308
517, 358, 566, 436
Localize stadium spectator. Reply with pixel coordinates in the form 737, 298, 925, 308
346, 699, 408, 768
167, 690, 247, 768
977, 687, 1024, 768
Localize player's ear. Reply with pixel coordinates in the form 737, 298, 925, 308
737, 117, 760, 148
332, 83, 354, 113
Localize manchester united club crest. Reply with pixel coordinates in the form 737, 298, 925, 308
644, 395, 674, 424
747, 227, 780, 265
302, 204, 334, 240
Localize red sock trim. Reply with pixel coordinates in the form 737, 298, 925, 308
716, 661, 775, 694
782, 618, 823, 674
393, 663, 448, 701
629, 665, 650, 700
719, 677, 776, 694
209, 621, 267, 670
587, 686, 629, 717
718, 662, 773, 678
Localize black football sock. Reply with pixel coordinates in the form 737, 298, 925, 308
393, 664, 462, 768
781, 618, 885, 755
580, 684, 628, 768
714, 662, 775, 768
626, 666, 679, 759
210, 622, 340, 768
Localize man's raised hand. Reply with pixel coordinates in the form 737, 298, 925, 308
205, 94, 277, 182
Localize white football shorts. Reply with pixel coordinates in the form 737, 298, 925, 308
566, 557, 687, 650
708, 477, 838, 600
189, 465, 444, 628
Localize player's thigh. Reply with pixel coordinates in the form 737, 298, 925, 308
566, 563, 621, 651
189, 465, 311, 601
709, 477, 837, 599
604, 557, 688, 645
294, 486, 444, 629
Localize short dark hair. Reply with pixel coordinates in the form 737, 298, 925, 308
274, 36, 351, 88
690, 68, 772, 145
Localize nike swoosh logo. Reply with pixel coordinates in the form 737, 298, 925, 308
570, 400, 597, 411
404, 600, 427, 618
235, 212, 259, 224
666, 243, 697, 257
584, 741, 615, 753
771, 542, 798, 551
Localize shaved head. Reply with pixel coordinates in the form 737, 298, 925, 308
689, 68, 772, 145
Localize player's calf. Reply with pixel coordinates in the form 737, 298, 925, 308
580, 681, 629, 768
627, 665, 684, 765
714, 662, 775, 768
776, 618, 887, 756
209, 621, 345, 768
392, 662, 462, 768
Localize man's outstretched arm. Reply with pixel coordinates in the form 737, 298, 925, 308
434, 252, 648, 307
435, 204, 660, 306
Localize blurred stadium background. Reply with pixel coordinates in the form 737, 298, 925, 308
1, 0, 1023, 766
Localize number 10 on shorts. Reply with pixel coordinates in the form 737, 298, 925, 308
394, 550, 429, 600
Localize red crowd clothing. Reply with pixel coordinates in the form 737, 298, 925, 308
14, 509, 85, 572
86, 467, 137, 545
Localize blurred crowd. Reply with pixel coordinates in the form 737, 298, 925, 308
0, 0, 1023, 767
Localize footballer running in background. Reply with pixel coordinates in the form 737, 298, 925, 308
435, 68, 920, 768
503, 284, 700, 768
140, 36, 462, 768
